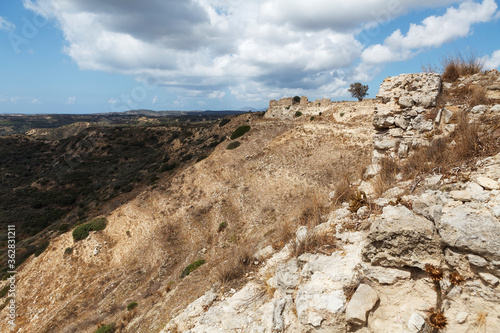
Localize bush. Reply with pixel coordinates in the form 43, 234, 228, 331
293, 96, 301, 104
72, 217, 107, 241
230, 126, 251, 140
226, 141, 241, 150
127, 302, 138, 311
95, 323, 116, 333
348, 82, 369, 101
294, 111, 303, 117
181, 259, 205, 278
64, 247, 73, 255
0, 285, 9, 298
219, 119, 230, 127
218, 221, 227, 232
442, 50, 484, 82
34, 241, 49, 257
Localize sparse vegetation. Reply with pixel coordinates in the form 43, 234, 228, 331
219, 118, 230, 127
230, 126, 251, 140
218, 221, 227, 232
126, 302, 138, 311
72, 217, 107, 241
442, 50, 484, 82
94, 323, 116, 333
64, 247, 73, 255
180, 259, 205, 278
348, 82, 369, 101
293, 96, 301, 103
226, 141, 241, 150
216, 245, 253, 284
294, 111, 303, 117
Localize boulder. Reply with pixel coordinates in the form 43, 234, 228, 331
476, 176, 499, 190
276, 259, 300, 294
438, 205, 500, 262
360, 264, 411, 284
345, 284, 379, 326
411, 114, 434, 132
362, 206, 442, 269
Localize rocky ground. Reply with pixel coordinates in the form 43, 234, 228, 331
2, 71, 500, 333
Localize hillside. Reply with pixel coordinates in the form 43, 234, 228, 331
1, 70, 500, 333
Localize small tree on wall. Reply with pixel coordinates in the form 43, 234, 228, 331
348, 83, 369, 101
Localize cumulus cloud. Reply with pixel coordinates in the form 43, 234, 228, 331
22, 0, 497, 104
362, 0, 498, 64
0, 16, 15, 31
483, 50, 500, 70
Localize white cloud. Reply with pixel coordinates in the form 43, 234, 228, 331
22, 0, 497, 104
362, 0, 498, 64
208, 91, 226, 99
108, 98, 118, 104
483, 50, 500, 70
152, 96, 158, 104
65, 96, 76, 104
0, 16, 15, 31
10, 96, 42, 104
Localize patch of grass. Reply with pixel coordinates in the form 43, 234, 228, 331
180, 259, 205, 278
340, 112, 345, 117
441, 50, 484, 82
64, 247, 73, 255
34, 240, 49, 257
218, 221, 227, 232
373, 157, 400, 196
126, 302, 138, 311
226, 141, 241, 150
294, 111, 303, 117
72, 217, 107, 241
293, 231, 338, 257
230, 126, 251, 140
216, 245, 254, 284
331, 173, 354, 206
95, 323, 116, 333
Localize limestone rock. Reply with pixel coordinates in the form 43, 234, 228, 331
467, 254, 488, 267
407, 312, 426, 333
360, 264, 411, 284
439, 205, 500, 262
455, 312, 468, 324
411, 114, 434, 132
466, 182, 490, 202
476, 176, 499, 190
374, 138, 397, 150
442, 108, 453, 123
345, 284, 379, 326
362, 206, 442, 269
276, 259, 300, 294
272, 298, 286, 332
479, 272, 500, 287
399, 96, 414, 108
450, 190, 471, 202
491, 104, 500, 113
471, 105, 488, 114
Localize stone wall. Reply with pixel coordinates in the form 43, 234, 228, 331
370, 73, 445, 166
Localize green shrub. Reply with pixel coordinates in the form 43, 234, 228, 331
64, 247, 73, 255
181, 259, 206, 278
294, 111, 303, 117
0, 285, 9, 298
285, 106, 290, 110
160, 163, 178, 172
94, 323, 116, 333
127, 302, 138, 311
293, 96, 301, 103
219, 119, 230, 127
340, 113, 345, 117
218, 221, 227, 232
226, 141, 241, 150
196, 155, 208, 162
34, 241, 49, 257
72, 217, 107, 241
58, 223, 70, 233
230, 126, 251, 140
310, 116, 315, 121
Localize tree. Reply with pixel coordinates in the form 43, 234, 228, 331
348, 82, 369, 101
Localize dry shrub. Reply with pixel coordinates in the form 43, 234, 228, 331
293, 231, 338, 257
441, 50, 484, 82
272, 219, 297, 250
161, 222, 181, 245
299, 192, 327, 228
216, 244, 254, 284
373, 157, 400, 196
403, 138, 448, 178
331, 173, 354, 206
452, 112, 480, 161
469, 85, 487, 107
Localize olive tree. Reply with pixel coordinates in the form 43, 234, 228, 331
348, 82, 369, 101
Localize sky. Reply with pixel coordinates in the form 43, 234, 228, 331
1, 0, 500, 114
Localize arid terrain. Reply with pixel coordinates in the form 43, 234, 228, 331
2, 69, 500, 333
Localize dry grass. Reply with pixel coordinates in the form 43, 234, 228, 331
272, 219, 297, 250
292, 231, 338, 257
441, 50, 484, 82
298, 192, 328, 228
216, 242, 254, 285
331, 174, 354, 206
373, 157, 400, 196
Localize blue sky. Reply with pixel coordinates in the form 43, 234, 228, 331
1, 0, 499, 114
